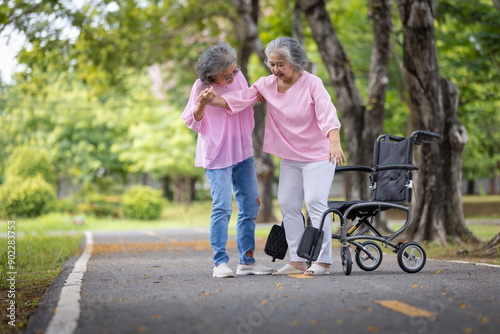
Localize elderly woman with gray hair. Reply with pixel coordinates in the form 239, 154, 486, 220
181, 43, 272, 278
204, 37, 346, 276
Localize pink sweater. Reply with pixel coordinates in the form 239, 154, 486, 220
223, 72, 341, 162
181, 72, 254, 169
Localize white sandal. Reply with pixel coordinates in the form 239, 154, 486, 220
304, 263, 330, 276
272, 263, 305, 275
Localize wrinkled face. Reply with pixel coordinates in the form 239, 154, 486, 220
211, 63, 240, 86
268, 52, 295, 82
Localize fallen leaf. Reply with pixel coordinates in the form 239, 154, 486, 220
436, 270, 440, 274
374, 300, 436, 319
413, 284, 418, 288
310, 320, 317, 325
139, 326, 147, 333
463, 328, 472, 334
261, 300, 269, 304
367, 325, 379, 332
460, 303, 466, 309
482, 317, 489, 324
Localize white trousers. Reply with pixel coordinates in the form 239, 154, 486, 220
278, 159, 336, 264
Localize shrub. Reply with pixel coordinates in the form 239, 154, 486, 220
6, 147, 57, 186
121, 186, 165, 220
44, 198, 78, 214
77, 193, 120, 217
0, 175, 57, 218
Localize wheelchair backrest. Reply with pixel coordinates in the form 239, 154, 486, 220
371, 135, 414, 203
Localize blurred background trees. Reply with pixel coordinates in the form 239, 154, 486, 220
0, 0, 499, 241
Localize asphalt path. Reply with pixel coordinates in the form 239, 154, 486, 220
26, 228, 500, 334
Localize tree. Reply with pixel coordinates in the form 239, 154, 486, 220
297, 0, 393, 233
395, 0, 477, 244
435, 0, 500, 194
229, 0, 277, 223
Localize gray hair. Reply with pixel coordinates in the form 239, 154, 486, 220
195, 43, 237, 85
265, 37, 308, 72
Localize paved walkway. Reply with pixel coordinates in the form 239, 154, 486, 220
25, 228, 500, 334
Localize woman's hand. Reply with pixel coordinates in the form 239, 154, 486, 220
257, 92, 265, 103
197, 87, 216, 105
328, 129, 346, 166
329, 142, 345, 166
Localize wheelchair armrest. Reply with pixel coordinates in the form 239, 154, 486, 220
375, 164, 418, 171
335, 166, 374, 173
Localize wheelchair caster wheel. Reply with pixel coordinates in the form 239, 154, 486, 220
355, 241, 383, 271
341, 246, 352, 276
397, 241, 426, 273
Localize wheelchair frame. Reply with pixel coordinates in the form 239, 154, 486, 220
305, 130, 440, 275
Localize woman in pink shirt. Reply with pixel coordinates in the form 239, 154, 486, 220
205, 37, 346, 275
181, 43, 272, 278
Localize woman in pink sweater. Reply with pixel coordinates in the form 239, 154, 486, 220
182, 43, 272, 278
205, 37, 345, 275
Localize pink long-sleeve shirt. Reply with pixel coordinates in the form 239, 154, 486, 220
181, 72, 255, 169
222, 71, 341, 162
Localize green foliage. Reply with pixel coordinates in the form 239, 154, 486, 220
77, 193, 120, 218
5, 146, 57, 185
121, 185, 165, 220
0, 175, 57, 218
434, 0, 500, 179
1, 0, 499, 193
44, 198, 78, 214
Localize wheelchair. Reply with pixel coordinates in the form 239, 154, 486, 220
298, 130, 440, 275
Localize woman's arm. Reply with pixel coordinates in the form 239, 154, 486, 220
198, 87, 229, 109
328, 129, 346, 166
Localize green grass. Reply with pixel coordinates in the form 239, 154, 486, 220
0, 233, 82, 332
462, 194, 500, 203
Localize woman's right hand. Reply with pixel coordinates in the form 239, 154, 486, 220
197, 87, 216, 105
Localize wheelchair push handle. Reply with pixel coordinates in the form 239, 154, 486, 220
411, 130, 440, 145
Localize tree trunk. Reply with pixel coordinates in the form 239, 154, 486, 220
298, 0, 395, 233
472, 232, 500, 258
298, 0, 367, 201
395, 0, 478, 244
231, 0, 277, 223
364, 0, 393, 234
467, 180, 475, 195
172, 176, 193, 205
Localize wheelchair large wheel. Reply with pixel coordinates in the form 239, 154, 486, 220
355, 241, 383, 271
397, 241, 426, 273
341, 246, 352, 276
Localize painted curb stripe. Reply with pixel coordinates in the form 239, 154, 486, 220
45, 231, 93, 334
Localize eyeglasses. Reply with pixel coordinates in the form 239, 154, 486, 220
223, 66, 241, 82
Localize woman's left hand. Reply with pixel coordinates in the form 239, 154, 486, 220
329, 142, 346, 166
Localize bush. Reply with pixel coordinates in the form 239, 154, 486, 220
44, 198, 78, 214
6, 147, 57, 186
77, 194, 120, 217
121, 186, 165, 220
0, 175, 57, 218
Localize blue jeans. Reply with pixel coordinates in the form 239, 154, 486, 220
205, 157, 260, 266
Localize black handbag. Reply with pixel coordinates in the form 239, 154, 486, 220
297, 226, 324, 263
264, 223, 288, 262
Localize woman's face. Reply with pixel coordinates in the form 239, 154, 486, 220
211, 63, 239, 86
268, 52, 296, 82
